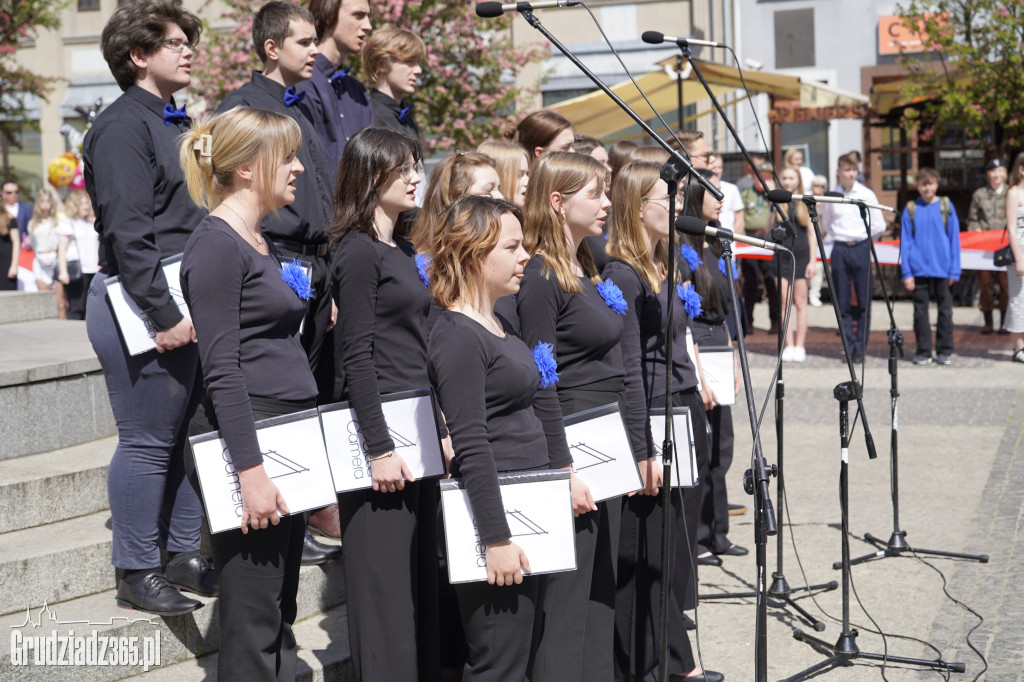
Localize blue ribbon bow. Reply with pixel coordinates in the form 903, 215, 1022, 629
398, 105, 413, 122
328, 68, 350, 84
283, 87, 306, 107
162, 103, 188, 126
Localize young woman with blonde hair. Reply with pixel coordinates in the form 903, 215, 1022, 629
516, 150, 635, 682
410, 151, 502, 252
774, 166, 816, 361
27, 184, 64, 295
477, 139, 530, 207
178, 105, 313, 679
604, 161, 723, 682
1003, 151, 1024, 362
428, 195, 572, 681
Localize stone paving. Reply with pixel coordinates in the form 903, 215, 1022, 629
690, 299, 1023, 681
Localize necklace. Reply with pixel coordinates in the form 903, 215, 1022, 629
221, 202, 264, 247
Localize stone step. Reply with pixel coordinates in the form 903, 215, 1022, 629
0, 319, 114, 461
0, 436, 115, 534
0, 509, 345, 619
121, 604, 353, 682
0, 567, 347, 682
0, 290, 57, 325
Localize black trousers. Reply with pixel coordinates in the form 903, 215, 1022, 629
185, 396, 311, 682
338, 482, 440, 682
457, 576, 539, 682
690, 320, 735, 555
741, 258, 778, 329
911, 276, 954, 356
276, 248, 334, 403
831, 240, 872, 353
532, 385, 623, 682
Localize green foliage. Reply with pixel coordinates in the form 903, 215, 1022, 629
190, 0, 548, 152
896, 0, 1024, 149
0, 0, 65, 154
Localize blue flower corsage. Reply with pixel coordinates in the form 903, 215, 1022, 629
718, 257, 740, 280
415, 253, 431, 287
280, 258, 314, 300
677, 282, 703, 318
595, 279, 627, 315
680, 243, 703, 271
532, 341, 560, 388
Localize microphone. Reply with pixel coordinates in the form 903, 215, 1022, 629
476, 0, 578, 17
641, 31, 726, 49
766, 189, 895, 213
675, 216, 789, 252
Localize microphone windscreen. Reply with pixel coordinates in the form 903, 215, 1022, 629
675, 215, 708, 236
824, 191, 843, 198
476, 2, 505, 18
766, 189, 792, 203
641, 31, 665, 45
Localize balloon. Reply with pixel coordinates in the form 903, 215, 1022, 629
48, 154, 78, 188
70, 167, 85, 191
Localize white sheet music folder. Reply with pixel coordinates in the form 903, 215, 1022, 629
440, 469, 576, 584
189, 409, 337, 534
563, 403, 642, 501
698, 345, 735, 406
650, 405, 699, 488
319, 388, 446, 493
104, 253, 189, 356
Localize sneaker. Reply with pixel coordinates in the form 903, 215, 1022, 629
809, 295, 823, 307
913, 354, 933, 365
781, 346, 795, 362
793, 347, 807, 362
936, 354, 951, 365
1012, 349, 1024, 363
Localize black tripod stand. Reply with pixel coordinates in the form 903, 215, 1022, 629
844, 205, 989, 568
785, 381, 966, 680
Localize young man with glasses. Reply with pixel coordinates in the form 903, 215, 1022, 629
82, 0, 214, 617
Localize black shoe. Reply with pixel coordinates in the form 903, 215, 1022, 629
852, 349, 864, 363
165, 551, 219, 597
116, 570, 203, 617
670, 671, 724, 682
680, 612, 697, 630
697, 552, 723, 567
301, 530, 342, 566
714, 544, 749, 557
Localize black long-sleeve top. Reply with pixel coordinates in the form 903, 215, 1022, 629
429, 311, 572, 545
83, 86, 207, 331
331, 230, 433, 455
296, 54, 374, 187
516, 256, 647, 461
370, 89, 419, 139
693, 245, 731, 327
180, 216, 317, 470
602, 259, 699, 459
218, 72, 333, 245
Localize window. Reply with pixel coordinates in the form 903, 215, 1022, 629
774, 9, 815, 68
78, 0, 100, 10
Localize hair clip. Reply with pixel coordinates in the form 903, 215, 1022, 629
455, 150, 467, 156
193, 133, 212, 158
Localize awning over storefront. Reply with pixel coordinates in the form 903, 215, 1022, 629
60, 79, 124, 119
554, 56, 868, 139
869, 74, 971, 116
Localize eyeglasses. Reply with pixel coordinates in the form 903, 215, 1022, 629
644, 195, 672, 206
1, 189, 18, 195
692, 152, 713, 161
160, 38, 195, 54
393, 161, 423, 181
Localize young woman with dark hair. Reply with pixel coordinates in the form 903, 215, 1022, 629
512, 110, 575, 160
328, 125, 441, 682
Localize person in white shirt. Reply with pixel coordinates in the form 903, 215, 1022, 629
819, 153, 886, 362
709, 153, 744, 233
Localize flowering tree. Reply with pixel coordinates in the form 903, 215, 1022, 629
896, 0, 1024, 150
0, 0, 63, 175
191, 0, 548, 152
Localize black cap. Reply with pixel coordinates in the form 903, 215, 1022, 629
984, 158, 1005, 171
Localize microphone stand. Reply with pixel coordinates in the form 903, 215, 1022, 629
670, 41, 837, 635
719, 237, 778, 682
847, 203, 988, 568
785, 201, 964, 679
513, 11, 719, 681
